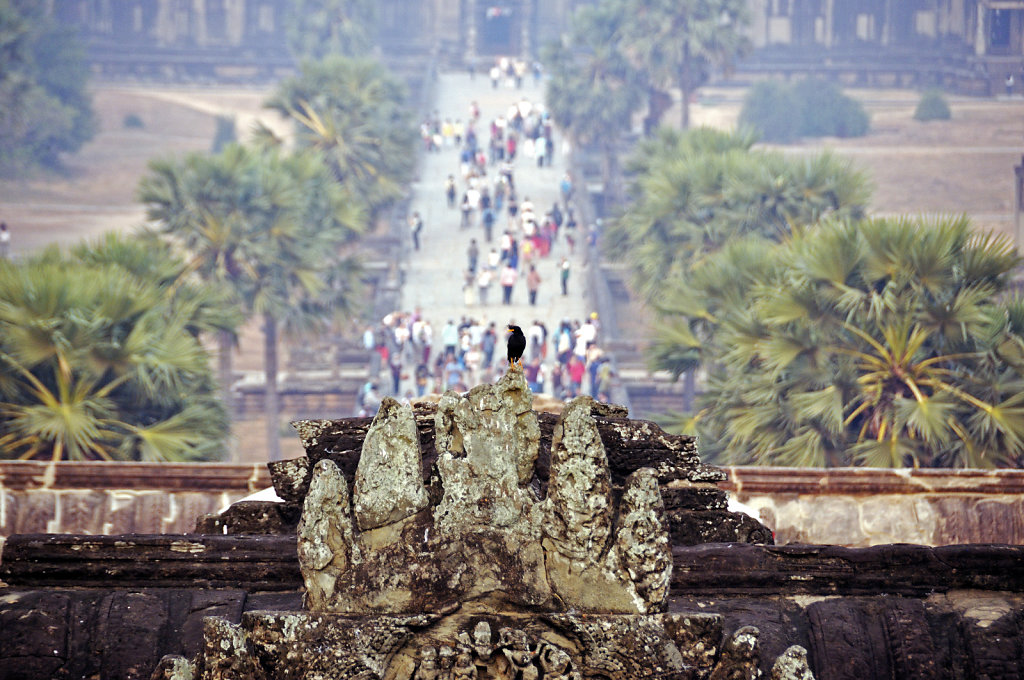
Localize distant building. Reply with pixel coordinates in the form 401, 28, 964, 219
47, 0, 583, 81
48, 1, 1024, 94
745, 1, 1024, 95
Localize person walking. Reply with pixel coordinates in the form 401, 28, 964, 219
500, 265, 518, 305
445, 175, 457, 208
409, 212, 423, 251
0, 222, 9, 259
559, 257, 570, 296
467, 238, 480, 273
476, 267, 493, 305
526, 264, 541, 306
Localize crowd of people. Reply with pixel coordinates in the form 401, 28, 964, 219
355, 311, 615, 416
359, 66, 615, 416
418, 91, 581, 309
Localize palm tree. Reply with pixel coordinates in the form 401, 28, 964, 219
612, 129, 870, 300
262, 56, 416, 218
0, 236, 232, 461
140, 145, 366, 461
622, 0, 751, 130
694, 217, 1024, 468
544, 0, 646, 202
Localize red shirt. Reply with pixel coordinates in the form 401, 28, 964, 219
568, 360, 585, 384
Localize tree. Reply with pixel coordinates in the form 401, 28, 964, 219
622, 0, 750, 130
0, 0, 95, 174
689, 217, 1024, 468
261, 56, 417, 218
283, 0, 376, 60
609, 128, 869, 303
140, 144, 366, 461
544, 0, 645, 202
0, 234, 236, 461
609, 128, 870, 411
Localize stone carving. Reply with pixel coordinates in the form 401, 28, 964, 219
354, 397, 430, 531
293, 370, 670, 616
399, 622, 579, 680
155, 370, 809, 679
771, 645, 815, 680
709, 626, 762, 680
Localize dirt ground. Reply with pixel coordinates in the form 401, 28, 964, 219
691, 87, 1024, 239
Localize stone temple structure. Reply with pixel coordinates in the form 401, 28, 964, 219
154, 368, 800, 679
3, 368, 1024, 678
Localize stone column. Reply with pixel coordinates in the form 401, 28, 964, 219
465, 0, 478, 64
520, 0, 533, 59
824, 0, 835, 48
193, 0, 207, 45
976, 3, 988, 55
881, 0, 893, 45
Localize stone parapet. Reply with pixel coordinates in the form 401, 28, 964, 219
719, 467, 1024, 546
4, 462, 1024, 546
0, 462, 271, 538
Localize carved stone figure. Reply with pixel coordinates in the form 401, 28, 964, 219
353, 397, 429, 531
451, 649, 477, 680
412, 645, 440, 680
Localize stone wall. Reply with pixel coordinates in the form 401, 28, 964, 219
0, 462, 270, 541
3, 535, 1023, 680
4, 462, 1024, 547
722, 466, 1024, 547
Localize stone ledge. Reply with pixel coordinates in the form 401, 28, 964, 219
671, 542, 1024, 596
0, 534, 300, 590
5, 534, 1023, 598
0, 461, 271, 491
721, 466, 1024, 496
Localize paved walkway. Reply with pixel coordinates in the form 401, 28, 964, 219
390, 70, 596, 395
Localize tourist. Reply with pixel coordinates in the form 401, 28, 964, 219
500, 265, 518, 305
476, 267, 493, 305
409, 212, 423, 251
467, 238, 480, 273
526, 264, 541, 306
559, 257, 570, 296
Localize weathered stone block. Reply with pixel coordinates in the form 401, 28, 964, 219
353, 398, 429, 531
266, 456, 310, 503
12, 491, 55, 535
57, 490, 107, 534
0, 591, 69, 680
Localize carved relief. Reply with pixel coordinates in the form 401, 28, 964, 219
398, 623, 578, 680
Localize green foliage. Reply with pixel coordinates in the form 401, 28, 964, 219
739, 79, 870, 143
0, 0, 96, 174
543, 1, 645, 148
262, 56, 416, 217
0, 234, 239, 461
735, 81, 801, 142
621, 0, 751, 128
678, 218, 1024, 468
283, 0, 376, 60
914, 89, 952, 122
608, 128, 870, 302
139, 143, 366, 317
139, 143, 369, 460
123, 113, 145, 129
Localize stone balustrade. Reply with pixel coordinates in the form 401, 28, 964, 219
3, 461, 1023, 547
721, 466, 1024, 546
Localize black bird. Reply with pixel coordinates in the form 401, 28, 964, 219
506, 324, 526, 367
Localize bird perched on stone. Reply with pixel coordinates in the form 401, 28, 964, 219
506, 324, 526, 367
